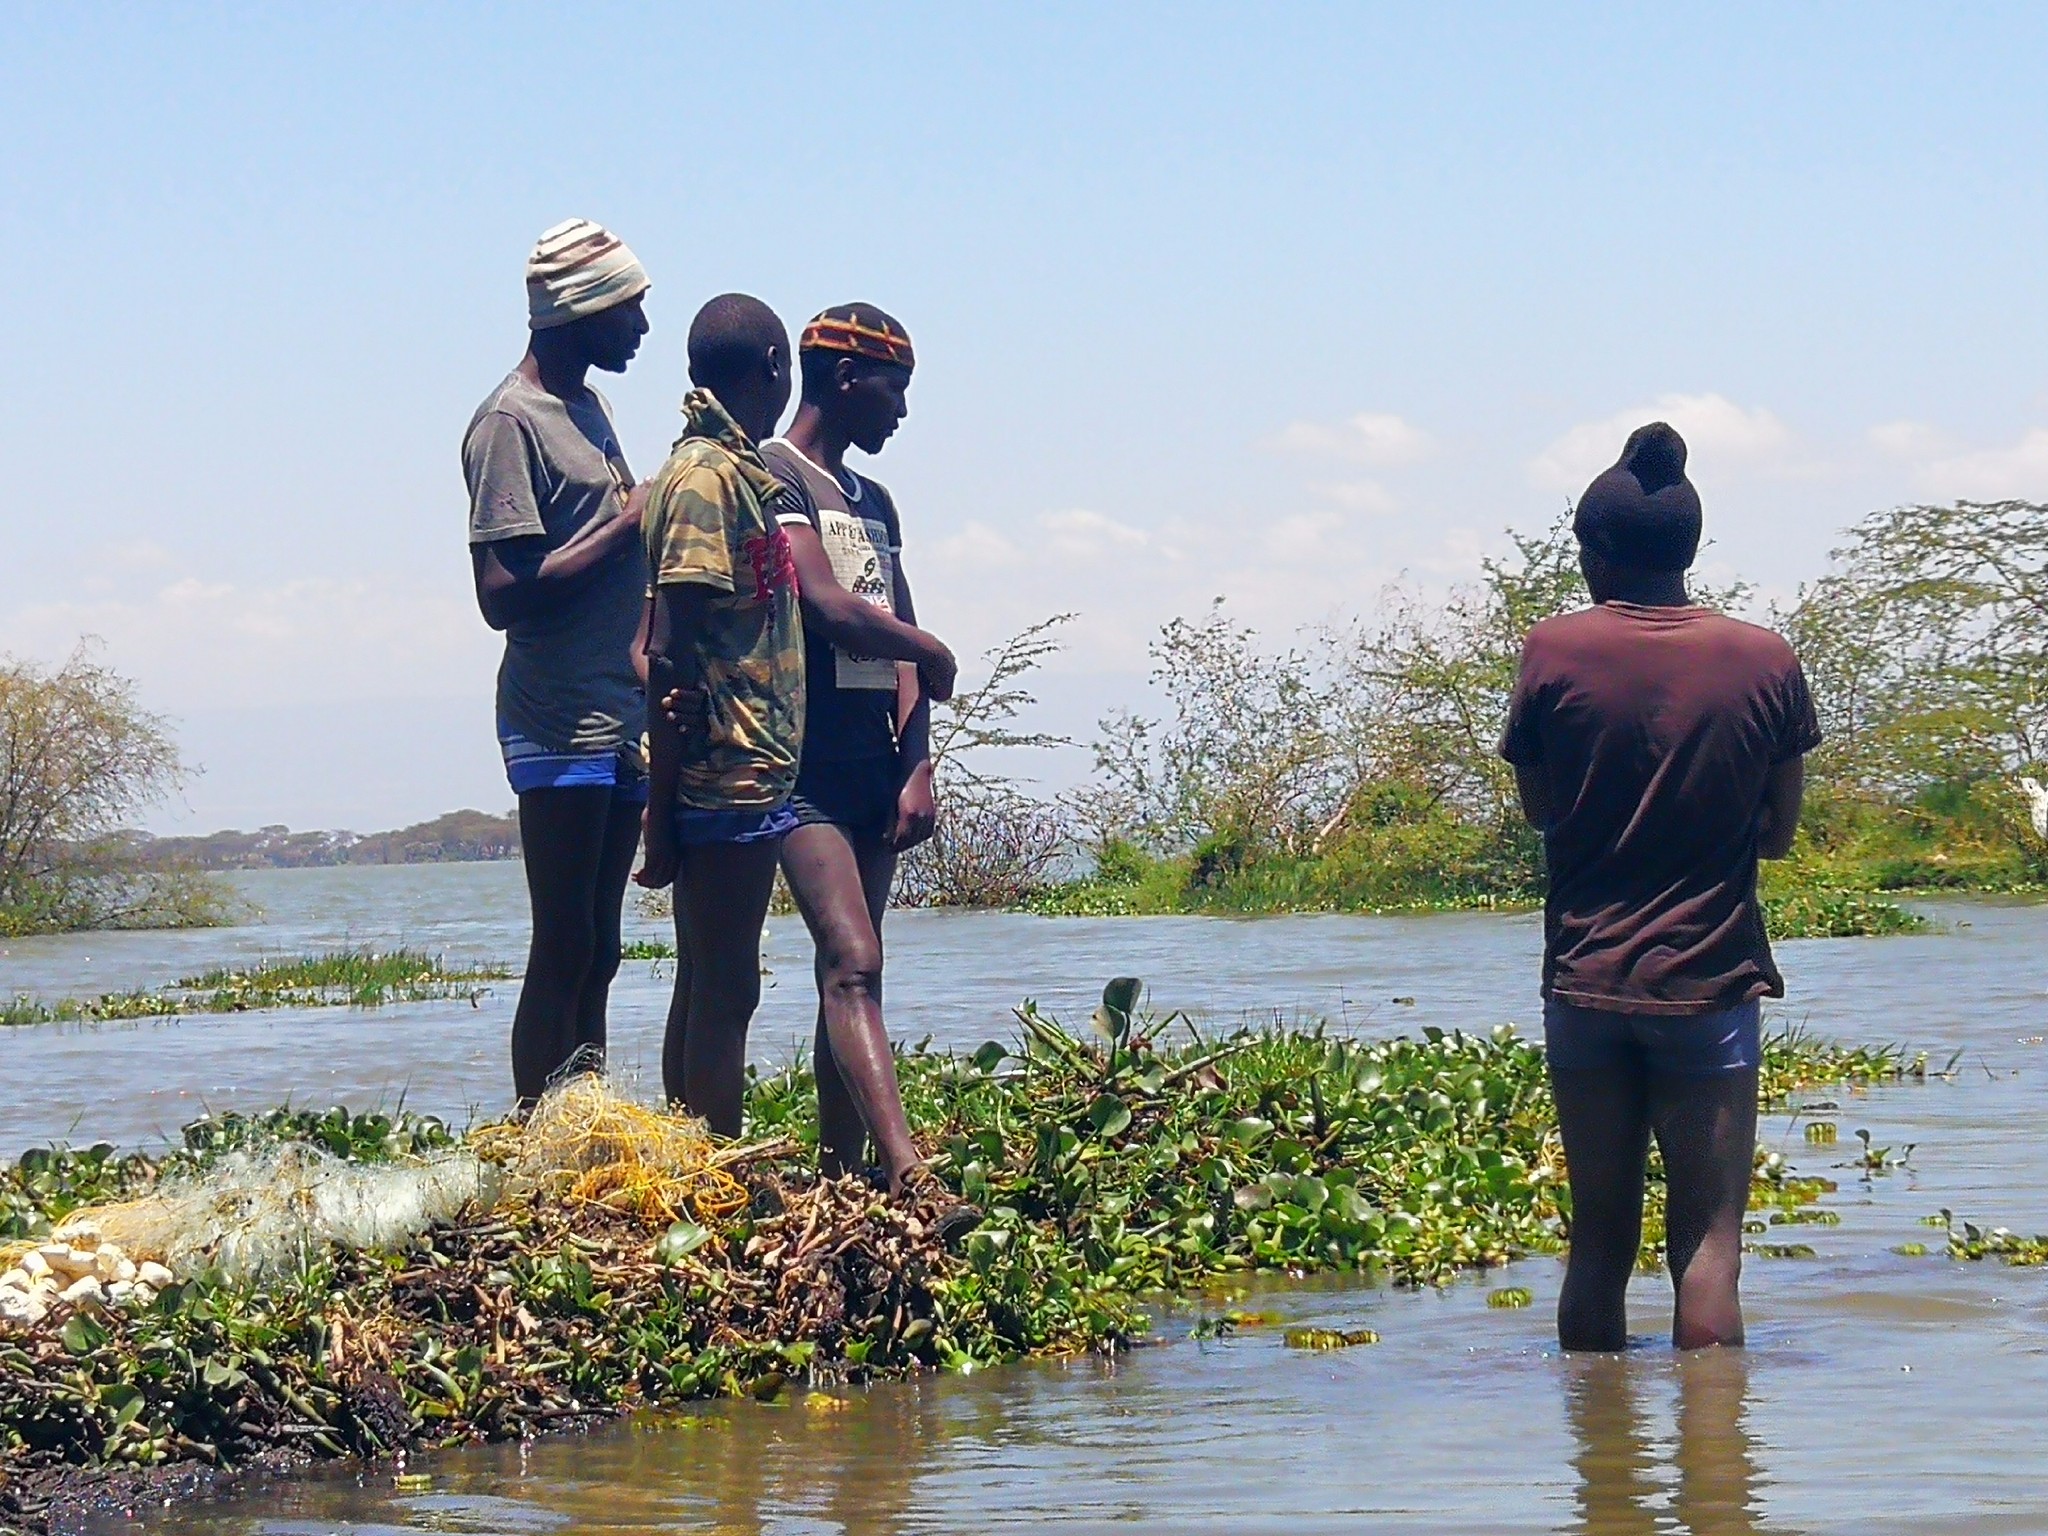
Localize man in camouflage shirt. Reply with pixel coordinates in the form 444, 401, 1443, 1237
636, 294, 802, 1129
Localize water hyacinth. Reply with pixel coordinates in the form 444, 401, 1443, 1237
0, 983, 1918, 1530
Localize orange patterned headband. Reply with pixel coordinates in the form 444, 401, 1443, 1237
799, 311, 915, 369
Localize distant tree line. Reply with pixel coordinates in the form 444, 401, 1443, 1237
903, 498, 2048, 913
125, 809, 521, 871
7, 499, 2043, 933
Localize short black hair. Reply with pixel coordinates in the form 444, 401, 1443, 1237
687, 293, 788, 396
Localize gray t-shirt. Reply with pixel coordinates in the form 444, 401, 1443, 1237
463, 372, 644, 757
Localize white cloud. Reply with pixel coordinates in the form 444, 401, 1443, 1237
1311, 478, 1397, 514
933, 522, 1020, 569
0, 570, 494, 712
1038, 508, 1150, 558
1867, 419, 1957, 461
1913, 428, 2048, 501
1264, 411, 1434, 466
1528, 393, 1794, 491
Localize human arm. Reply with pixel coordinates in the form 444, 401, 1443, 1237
635, 581, 714, 889
467, 443, 647, 632
630, 592, 653, 687
1513, 762, 1554, 832
1755, 755, 1805, 860
1500, 637, 1550, 830
780, 522, 956, 700
889, 562, 937, 850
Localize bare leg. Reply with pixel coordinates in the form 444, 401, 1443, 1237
661, 941, 694, 1113
569, 786, 646, 1068
1552, 1064, 1652, 1352
781, 822, 920, 1187
510, 786, 612, 1107
666, 838, 781, 1134
1652, 1068, 1758, 1350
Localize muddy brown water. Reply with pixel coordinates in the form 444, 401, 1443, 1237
3, 867, 2047, 1533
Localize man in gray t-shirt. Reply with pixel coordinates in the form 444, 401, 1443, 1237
463, 217, 653, 1109
465, 371, 643, 762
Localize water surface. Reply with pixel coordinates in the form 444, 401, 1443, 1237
3, 869, 2045, 1532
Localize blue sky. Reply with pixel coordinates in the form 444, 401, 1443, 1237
4, 3, 2047, 831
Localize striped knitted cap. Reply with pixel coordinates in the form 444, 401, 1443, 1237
525, 219, 649, 331
799, 304, 914, 369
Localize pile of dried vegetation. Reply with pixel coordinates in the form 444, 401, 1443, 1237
0, 984, 1919, 1533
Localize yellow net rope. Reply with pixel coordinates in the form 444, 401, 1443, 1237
471, 1074, 749, 1228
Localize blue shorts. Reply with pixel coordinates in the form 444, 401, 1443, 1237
1542, 997, 1763, 1076
673, 803, 799, 846
500, 726, 649, 801
788, 756, 899, 838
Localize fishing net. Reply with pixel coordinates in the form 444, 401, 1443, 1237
471, 1072, 750, 1228
53, 1146, 492, 1281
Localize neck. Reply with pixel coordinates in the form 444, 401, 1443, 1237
1598, 571, 1691, 607
783, 401, 848, 475
520, 341, 589, 399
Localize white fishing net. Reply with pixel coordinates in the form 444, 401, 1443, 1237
55, 1145, 495, 1282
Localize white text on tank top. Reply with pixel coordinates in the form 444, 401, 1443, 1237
818, 505, 898, 689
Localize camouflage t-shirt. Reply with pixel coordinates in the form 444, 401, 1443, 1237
642, 391, 805, 811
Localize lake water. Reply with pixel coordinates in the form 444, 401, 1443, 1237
4, 866, 2048, 1533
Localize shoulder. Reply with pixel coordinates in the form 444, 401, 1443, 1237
758, 440, 817, 508
651, 438, 745, 509
464, 376, 539, 449
1696, 610, 1801, 671
1520, 605, 1603, 656
853, 472, 902, 539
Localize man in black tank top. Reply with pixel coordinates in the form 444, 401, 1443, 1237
753, 305, 968, 1221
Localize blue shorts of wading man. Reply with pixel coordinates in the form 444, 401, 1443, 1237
1543, 998, 1762, 1079
1500, 420, 1821, 1353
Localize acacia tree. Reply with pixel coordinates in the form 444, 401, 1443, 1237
1785, 500, 2048, 801
895, 616, 1077, 907
0, 647, 221, 932
1090, 600, 1349, 858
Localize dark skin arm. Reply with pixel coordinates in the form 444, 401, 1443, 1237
630, 593, 653, 687
654, 534, 958, 760
783, 522, 956, 700
635, 581, 716, 891
470, 481, 647, 632
1756, 756, 1805, 860
890, 559, 936, 850
1516, 758, 1806, 859
1513, 762, 1553, 832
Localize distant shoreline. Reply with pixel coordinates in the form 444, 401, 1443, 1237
120, 809, 520, 871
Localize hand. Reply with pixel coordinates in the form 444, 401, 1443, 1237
634, 804, 680, 890
618, 478, 652, 537
661, 685, 709, 735
890, 760, 938, 851
918, 643, 958, 704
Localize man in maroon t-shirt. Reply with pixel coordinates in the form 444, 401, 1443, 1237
1502, 422, 1821, 1353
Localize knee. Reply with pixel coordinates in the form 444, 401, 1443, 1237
821, 934, 883, 999
692, 950, 762, 1017
585, 930, 622, 989
531, 908, 599, 977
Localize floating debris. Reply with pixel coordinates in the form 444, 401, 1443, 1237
1284, 1327, 1379, 1349
1485, 1287, 1533, 1309
1746, 1243, 1819, 1259
0, 990, 1918, 1531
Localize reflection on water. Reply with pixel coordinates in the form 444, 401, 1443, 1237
1568, 1350, 1787, 1536
4, 874, 2044, 1532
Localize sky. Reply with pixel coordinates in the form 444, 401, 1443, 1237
4, 2, 2047, 833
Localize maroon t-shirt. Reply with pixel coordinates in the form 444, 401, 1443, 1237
1500, 603, 1821, 1017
